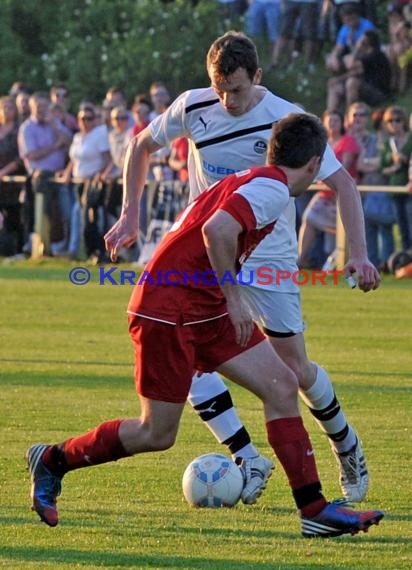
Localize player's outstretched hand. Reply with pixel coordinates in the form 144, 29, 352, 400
344, 257, 381, 293
104, 215, 138, 263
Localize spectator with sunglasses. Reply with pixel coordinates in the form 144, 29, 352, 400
381, 105, 412, 251
101, 106, 133, 243
103, 106, 132, 182
61, 105, 111, 260
350, 104, 396, 272
102, 86, 134, 130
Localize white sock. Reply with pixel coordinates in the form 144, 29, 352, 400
188, 372, 259, 459
299, 365, 357, 453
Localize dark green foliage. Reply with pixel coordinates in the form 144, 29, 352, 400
0, 0, 235, 106
0, 1, 409, 116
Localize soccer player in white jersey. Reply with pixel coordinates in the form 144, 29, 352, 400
105, 32, 379, 504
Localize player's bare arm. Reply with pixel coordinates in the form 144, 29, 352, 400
202, 210, 253, 348
324, 166, 380, 292
104, 127, 162, 262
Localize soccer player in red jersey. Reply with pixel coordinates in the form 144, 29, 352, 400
105, 32, 378, 506
27, 114, 383, 537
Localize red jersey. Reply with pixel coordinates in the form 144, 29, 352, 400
128, 165, 289, 324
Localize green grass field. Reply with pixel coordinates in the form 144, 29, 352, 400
0, 261, 411, 570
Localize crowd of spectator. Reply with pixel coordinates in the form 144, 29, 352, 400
296, 99, 412, 273
241, 0, 412, 272
0, 81, 188, 263
0, 0, 411, 272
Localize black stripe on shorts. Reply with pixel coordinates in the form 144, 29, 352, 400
263, 327, 297, 338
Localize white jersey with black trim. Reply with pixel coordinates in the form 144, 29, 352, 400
150, 86, 341, 291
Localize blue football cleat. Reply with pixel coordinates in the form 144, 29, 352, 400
27, 444, 62, 527
301, 499, 384, 538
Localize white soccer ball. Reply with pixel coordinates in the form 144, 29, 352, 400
182, 453, 244, 508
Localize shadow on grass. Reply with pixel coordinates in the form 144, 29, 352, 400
0, 265, 71, 282
0, 542, 391, 569
316, 368, 411, 382
0, 505, 402, 568
0, 357, 131, 368
0, 263, 133, 283
0, 369, 132, 389
1, 363, 409, 385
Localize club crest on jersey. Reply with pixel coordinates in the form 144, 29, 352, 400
254, 140, 267, 155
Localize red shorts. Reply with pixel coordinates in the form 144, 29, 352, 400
128, 314, 265, 403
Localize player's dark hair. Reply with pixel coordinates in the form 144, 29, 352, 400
267, 113, 327, 168
206, 31, 259, 82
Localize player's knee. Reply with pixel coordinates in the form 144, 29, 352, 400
262, 366, 298, 413
139, 422, 178, 451
150, 431, 176, 451
149, 434, 176, 451
281, 367, 299, 399
265, 364, 298, 398
282, 356, 312, 387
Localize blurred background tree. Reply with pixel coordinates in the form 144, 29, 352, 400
0, 0, 232, 104
0, 0, 408, 114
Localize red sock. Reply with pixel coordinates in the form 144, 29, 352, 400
43, 419, 131, 473
266, 416, 327, 517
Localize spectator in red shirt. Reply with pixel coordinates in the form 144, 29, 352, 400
298, 109, 360, 267
169, 137, 188, 183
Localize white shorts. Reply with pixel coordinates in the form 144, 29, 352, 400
239, 285, 304, 335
